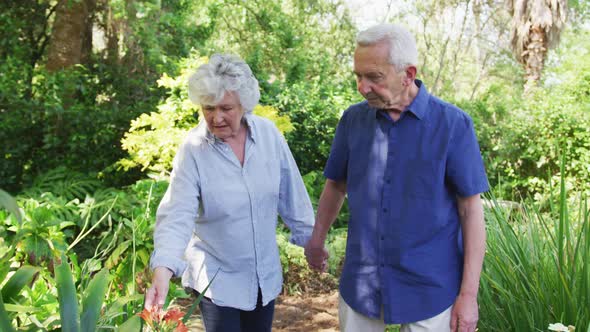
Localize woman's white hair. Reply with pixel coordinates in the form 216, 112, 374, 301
188, 54, 260, 113
356, 23, 418, 72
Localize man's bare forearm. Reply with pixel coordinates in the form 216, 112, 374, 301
309, 179, 346, 244
457, 194, 486, 297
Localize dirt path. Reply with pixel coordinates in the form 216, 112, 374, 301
273, 290, 339, 332
175, 290, 340, 331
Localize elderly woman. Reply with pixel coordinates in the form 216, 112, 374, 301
144, 54, 315, 332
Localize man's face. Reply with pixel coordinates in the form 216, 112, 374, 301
202, 91, 244, 140
353, 42, 407, 110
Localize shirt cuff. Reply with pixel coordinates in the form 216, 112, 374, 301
149, 250, 187, 277
289, 233, 312, 247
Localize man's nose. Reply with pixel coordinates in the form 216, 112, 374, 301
357, 78, 372, 95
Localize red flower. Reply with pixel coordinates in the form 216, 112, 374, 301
137, 306, 188, 332
175, 321, 189, 332
163, 308, 184, 322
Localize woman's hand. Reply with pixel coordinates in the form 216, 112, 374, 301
144, 267, 174, 309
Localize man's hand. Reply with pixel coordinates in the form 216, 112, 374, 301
144, 267, 173, 309
304, 240, 329, 272
450, 293, 479, 332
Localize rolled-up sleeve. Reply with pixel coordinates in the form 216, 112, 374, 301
276, 133, 315, 247
149, 141, 200, 277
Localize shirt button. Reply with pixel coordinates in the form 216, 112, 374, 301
382, 208, 388, 213
380, 236, 385, 241
385, 179, 391, 184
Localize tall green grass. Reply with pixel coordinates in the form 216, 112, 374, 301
479, 160, 589, 331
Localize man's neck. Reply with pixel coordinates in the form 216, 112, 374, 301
385, 83, 419, 121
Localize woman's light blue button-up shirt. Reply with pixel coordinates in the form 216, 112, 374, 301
150, 114, 315, 310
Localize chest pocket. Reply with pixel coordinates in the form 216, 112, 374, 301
405, 159, 443, 199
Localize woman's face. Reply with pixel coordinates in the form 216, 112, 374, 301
202, 91, 245, 141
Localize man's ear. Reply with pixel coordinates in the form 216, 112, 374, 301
404, 66, 417, 86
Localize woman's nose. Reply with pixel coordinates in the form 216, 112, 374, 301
212, 110, 223, 123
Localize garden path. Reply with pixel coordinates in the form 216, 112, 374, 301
176, 290, 340, 331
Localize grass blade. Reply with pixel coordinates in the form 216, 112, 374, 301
1, 266, 41, 303
81, 269, 109, 332
55, 255, 80, 332
183, 268, 219, 324
0, 291, 16, 332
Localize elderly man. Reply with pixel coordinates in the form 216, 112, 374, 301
305, 23, 488, 332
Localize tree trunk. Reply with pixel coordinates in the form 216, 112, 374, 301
523, 25, 547, 94
105, 1, 121, 64
80, 0, 97, 65
46, 0, 89, 71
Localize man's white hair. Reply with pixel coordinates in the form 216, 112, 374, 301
188, 54, 260, 113
356, 23, 418, 71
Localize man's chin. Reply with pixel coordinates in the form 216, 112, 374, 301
366, 99, 384, 108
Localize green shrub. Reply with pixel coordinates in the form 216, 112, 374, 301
276, 225, 347, 295
463, 28, 590, 201
275, 78, 361, 175
302, 170, 349, 229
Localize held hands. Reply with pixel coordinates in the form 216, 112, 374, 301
144, 267, 174, 309
304, 240, 329, 272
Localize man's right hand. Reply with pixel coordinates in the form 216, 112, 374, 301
304, 240, 329, 272
144, 267, 174, 309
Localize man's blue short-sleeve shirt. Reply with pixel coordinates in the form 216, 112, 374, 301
324, 80, 489, 324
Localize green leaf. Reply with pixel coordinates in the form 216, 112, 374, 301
102, 294, 143, 319
4, 304, 41, 313
116, 315, 141, 332
105, 240, 131, 269
0, 189, 21, 225
80, 269, 109, 332
183, 267, 219, 324
0, 292, 16, 332
1, 266, 41, 303
55, 255, 80, 332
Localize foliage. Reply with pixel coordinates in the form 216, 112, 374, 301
0, 188, 116, 331
276, 226, 346, 295
277, 80, 360, 175
200, 0, 356, 88
0, 0, 217, 193
460, 25, 590, 201
478, 161, 589, 331
0, 175, 171, 330
302, 170, 349, 228
253, 105, 294, 134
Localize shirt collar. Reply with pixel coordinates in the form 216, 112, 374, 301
203, 113, 256, 144
406, 79, 429, 120
374, 79, 430, 121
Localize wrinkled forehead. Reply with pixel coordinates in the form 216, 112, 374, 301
200, 90, 240, 107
